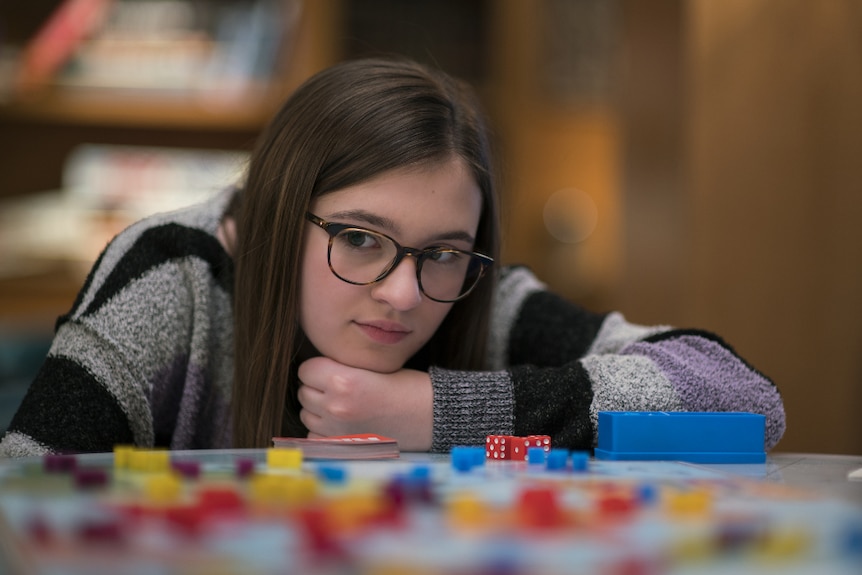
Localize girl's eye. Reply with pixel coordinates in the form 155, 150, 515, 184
427, 249, 462, 264
342, 230, 381, 249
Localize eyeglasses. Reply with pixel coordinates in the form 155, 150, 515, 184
306, 213, 493, 303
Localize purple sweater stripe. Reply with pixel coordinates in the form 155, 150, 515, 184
621, 335, 786, 449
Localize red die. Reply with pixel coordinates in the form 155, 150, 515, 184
486, 435, 513, 460
510, 435, 552, 462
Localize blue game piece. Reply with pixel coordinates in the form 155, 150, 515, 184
451, 446, 485, 472
316, 464, 347, 484
570, 451, 590, 472
408, 464, 431, 480
526, 447, 546, 466
840, 520, 862, 559
546, 449, 569, 471
593, 411, 767, 463
635, 483, 659, 505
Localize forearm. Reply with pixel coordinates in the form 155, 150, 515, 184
429, 367, 515, 452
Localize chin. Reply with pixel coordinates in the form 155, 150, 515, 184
348, 356, 404, 373
333, 351, 406, 374
359, 359, 405, 374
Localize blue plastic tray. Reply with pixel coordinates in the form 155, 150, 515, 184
594, 411, 767, 464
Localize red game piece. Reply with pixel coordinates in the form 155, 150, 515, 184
76, 517, 125, 545
598, 493, 637, 517
197, 486, 245, 517
486, 435, 512, 460
516, 486, 563, 528
26, 515, 53, 544
510, 435, 551, 461
164, 504, 207, 536
486, 435, 552, 461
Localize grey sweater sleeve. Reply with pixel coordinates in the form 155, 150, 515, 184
0, 195, 236, 457
429, 267, 786, 453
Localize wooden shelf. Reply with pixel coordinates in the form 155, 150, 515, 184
0, 83, 289, 131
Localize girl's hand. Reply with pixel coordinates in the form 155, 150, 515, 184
297, 356, 433, 451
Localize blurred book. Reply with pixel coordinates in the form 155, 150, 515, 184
15, 0, 113, 89
12, 0, 301, 96
272, 434, 400, 460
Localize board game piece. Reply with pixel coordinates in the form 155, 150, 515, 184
516, 486, 563, 529
197, 486, 245, 516
266, 447, 303, 469
664, 488, 712, 516
594, 411, 767, 463
235, 457, 256, 478
317, 464, 347, 484
44, 453, 77, 473
571, 450, 590, 472
546, 449, 569, 470
144, 472, 182, 503
113, 445, 135, 468
73, 466, 109, 489
486, 435, 551, 461
451, 446, 485, 472
486, 434, 511, 459
128, 448, 170, 472
171, 460, 201, 479
597, 492, 636, 517
447, 492, 488, 529
635, 483, 659, 505
527, 446, 546, 465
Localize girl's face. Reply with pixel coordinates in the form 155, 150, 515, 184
300, 157, 483, 373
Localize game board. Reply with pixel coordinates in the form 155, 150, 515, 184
1, 447, 860, 575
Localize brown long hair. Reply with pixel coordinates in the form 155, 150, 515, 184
231, 57, 501, 448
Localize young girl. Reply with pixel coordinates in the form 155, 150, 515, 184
0, 58, 785, 457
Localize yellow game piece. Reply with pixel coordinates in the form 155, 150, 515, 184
664, 488, 713, 516
130, 449, 171, 473
670, 530, 716, 562
756, 526, 811, 560
249, 473, 319, 506
113, 445, 135, 469
266, 447, 303, 470
447, 492, 488, 529
249, 474, 283, 504
326, 492, 383, 533
144, 472, 183, 503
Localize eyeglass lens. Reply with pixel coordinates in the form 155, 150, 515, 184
329, 228, 482, 301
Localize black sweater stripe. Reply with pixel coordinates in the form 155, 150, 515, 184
508, 290, 608, 367
71, 224, 233, 322
9, 357, 135, 453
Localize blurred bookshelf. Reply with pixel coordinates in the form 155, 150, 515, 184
0, 0, 304, 128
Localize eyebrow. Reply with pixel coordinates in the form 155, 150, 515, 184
326, 209, 476, 245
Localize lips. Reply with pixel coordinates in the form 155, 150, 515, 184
355, 321, 411, 345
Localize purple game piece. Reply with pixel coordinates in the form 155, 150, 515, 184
171, 460, 202, 480
74, 467, 109, 489
235, 458, 256, 478
44, 454, 77, 473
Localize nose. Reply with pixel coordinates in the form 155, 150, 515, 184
370, 256, 423, 310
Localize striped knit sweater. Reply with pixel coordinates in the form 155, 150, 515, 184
0, 191, 786, 457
